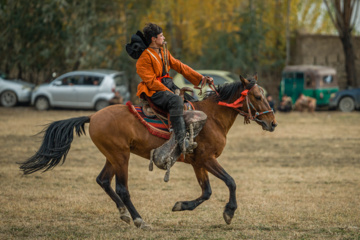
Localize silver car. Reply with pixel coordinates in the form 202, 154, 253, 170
31, 69, 130, 111
0, 76, 35, 107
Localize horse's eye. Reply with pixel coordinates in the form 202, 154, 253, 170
255, 95, 262, 101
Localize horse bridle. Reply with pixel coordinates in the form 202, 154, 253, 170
217, 84, 274, 123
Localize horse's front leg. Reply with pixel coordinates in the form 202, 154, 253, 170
204, 158, 237, 225
172, 166, 212, 211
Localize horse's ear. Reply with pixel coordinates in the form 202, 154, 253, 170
254, 73, 258, 81
239, 75, 249, 86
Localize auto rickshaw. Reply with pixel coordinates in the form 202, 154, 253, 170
279, 65, 339, 107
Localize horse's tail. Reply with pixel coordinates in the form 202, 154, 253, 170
19, 116, 91, 175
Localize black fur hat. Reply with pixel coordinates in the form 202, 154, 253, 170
125, 31, 149, 59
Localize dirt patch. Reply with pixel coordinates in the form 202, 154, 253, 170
0, 107, 359, 239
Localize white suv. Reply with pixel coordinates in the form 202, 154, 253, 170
31, 69, 130, 111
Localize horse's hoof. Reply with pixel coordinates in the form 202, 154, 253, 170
120, 214, 131, 224
223, 212, 233, 225
172, 201, 182, 211
119, 207, 131, 224
134, 218, 152, 230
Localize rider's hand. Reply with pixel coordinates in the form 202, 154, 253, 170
201, 76, 214, 85
196, 76, 215, 96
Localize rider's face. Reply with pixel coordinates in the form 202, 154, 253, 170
153, 33, 165, 47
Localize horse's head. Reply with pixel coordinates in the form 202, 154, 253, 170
238, 74, 277, 132
209, 74, 277, 132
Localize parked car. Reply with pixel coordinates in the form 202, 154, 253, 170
0, 75, 35, 107
172, 70, 239, 100
329, 88, 360, 112
31, 69, 130, 111
173, 70, 267, 100
279, 65, 339, 107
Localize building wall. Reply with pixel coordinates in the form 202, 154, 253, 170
290, 34, 360, 90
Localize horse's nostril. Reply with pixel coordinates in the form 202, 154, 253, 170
272, 121, 277, 128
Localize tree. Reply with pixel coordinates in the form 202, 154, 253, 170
324, 0, 359, 87
62, 0, 122, 71
0, 0, 67, 83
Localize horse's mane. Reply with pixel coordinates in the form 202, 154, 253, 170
204, 78, 256, 102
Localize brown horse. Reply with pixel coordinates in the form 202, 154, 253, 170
19, 75, 277, 229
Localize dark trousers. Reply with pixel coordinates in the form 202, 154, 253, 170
162, 78, 196, 102
150, 91, 183, 116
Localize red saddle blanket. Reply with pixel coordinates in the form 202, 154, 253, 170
126, 102, 171, 139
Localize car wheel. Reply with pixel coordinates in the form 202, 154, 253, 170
95, 100, 109, 111
338, 97, 355, 112
0, 90, 17, 107
35, 97, 50, 111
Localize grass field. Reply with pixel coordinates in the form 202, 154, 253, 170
0, 107, 359, 239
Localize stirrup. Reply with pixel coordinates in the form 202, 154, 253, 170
181, 126, 198, 154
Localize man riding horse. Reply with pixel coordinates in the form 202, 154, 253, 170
20, 23, 277, 230
135, 23, 214, 154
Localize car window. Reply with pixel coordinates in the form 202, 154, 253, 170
60, 75, 82, 86
323, 75, 334, 84
305, 75, 315, 88
113, 74, 127, 87
295, 73, 304, 79
83, 75, 104, 86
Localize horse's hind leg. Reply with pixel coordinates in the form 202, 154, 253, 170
204, 158, 237, 225
113, 155, 151, 230
96, 159, 131, 224
172, 166, 212, 211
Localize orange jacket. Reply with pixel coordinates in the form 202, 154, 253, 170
136, 47, 202, 97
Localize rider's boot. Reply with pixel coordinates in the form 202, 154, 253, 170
170, 115, 196, 153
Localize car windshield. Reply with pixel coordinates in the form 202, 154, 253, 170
183, 75, 227, 85
183, 72, 237, 85
208, 74, 227, 85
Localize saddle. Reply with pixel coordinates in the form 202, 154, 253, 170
143, 88, 207, 182
141, 87, 195, 120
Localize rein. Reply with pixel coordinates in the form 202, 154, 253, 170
218, 84, 274, 123
194, 80, 219, 96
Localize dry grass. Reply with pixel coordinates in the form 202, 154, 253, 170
0, 107, 359, 239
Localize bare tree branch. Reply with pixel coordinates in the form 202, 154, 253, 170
334, 0, 345, 29
323, 0, 342, 34
344, 0, 352, 30
324, 0, 358, 87
350, 0, 359, 30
